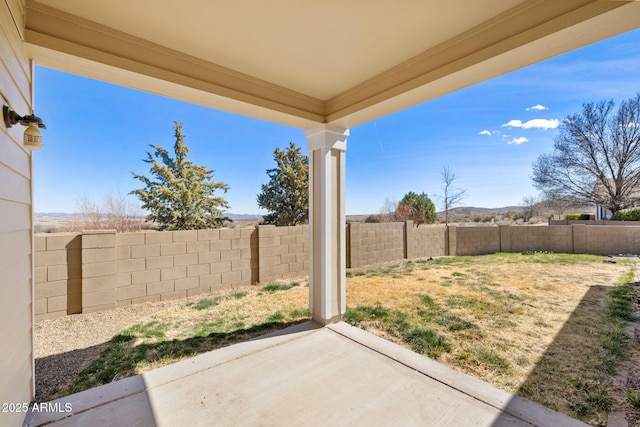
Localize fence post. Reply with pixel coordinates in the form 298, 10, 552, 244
257, 225, 277, 283
572, 224, 587, 254
446, 226, 457, 256
346, 223, 351, 268
348, 222, 362, 268
404, 221, 413, 259
81, 229, 117, 313
499, 225, 511, 253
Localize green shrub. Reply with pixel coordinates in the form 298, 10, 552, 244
565, 213, 591, 220
611, 207, 640, 221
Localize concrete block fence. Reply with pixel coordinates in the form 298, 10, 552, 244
35, 226, 300, 320
35, 222, 640, 320
549, 219, 640, 226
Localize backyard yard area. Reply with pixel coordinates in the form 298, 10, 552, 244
35, 253, 640, 426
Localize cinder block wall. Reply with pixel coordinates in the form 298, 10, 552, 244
454, 225, 588, 255
82, 230, 117, 313
549, 220, 640, 226
115, 228, 257, 308
586, 226, 640, 254
454, 227, 501, 255
35, 227, 262, 320
35, 223, 640, 320
453, 224, 640, 255
347, 222, 405, 268
408, 225, 447, 258
34, 233, 82, 320
550, 220, 607, 225
509, 225, 573, 253
258, 225, 309, 283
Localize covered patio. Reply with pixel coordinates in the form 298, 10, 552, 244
2, 1, 640, 426
24, 321, 587, 427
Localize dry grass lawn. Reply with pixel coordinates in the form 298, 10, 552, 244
42, 253, 638, 426
348, 258, 621, 385
345, 253, 637, 426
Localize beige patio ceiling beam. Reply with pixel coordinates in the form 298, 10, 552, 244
23, 0, 640, 130
325, 0, 635, 125
23, 1, 326, 127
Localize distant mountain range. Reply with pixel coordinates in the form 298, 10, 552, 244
345, 206, 525, 222
34, 212, 82, 222
36, 207, 524, 224
442, 206, 523, 216
34, 212, 264, 222
226, 213, 264, 221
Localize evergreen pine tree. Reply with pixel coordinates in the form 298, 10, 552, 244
398, 192, 436, 226
131, 121, 230, 230
257, 142, 308, 226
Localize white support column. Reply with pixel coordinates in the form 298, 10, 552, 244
305, 124, 348, 324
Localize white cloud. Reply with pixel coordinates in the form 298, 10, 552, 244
508, 137, 528, 145
526, 104, 548, 111
502, 120, 522, 127
479, 130, 503, 136
501, 119, 559, 130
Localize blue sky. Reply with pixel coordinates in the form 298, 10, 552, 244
34, 28, 640, 216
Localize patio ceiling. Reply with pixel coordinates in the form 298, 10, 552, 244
21, 0, 640, 128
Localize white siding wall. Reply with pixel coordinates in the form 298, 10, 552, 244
0, 0, 35, 426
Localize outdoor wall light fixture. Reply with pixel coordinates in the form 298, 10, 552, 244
3, 105, 46, 151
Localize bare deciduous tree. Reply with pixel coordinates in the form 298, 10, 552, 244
438, 167, 467, 226
377, 197, 401, 222
375, 197, 417, 223
532, 95, 640, 215
521, 195, 541, 221
540, 194, 585, 217
73, 194, 145, 232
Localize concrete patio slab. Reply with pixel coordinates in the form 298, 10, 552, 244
24, 321, 588, 427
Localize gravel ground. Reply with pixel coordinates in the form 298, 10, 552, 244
34, 298, 190, 400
